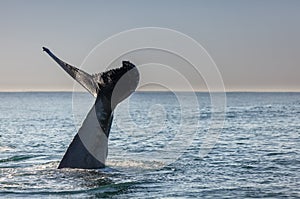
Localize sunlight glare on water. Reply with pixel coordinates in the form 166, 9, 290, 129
0, 92, 299, 198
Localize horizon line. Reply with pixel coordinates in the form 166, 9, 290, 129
0, 89, 300, 93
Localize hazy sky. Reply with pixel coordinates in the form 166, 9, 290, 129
0, 0, 299, 91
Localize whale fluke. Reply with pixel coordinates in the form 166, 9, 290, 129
43, 47, 99, 97
43, 47, 139, 169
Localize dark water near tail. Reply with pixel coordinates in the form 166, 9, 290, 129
0, 92, 299, 198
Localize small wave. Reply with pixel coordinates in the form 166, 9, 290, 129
0, 155, 36, 163
0, 181, 135, 197
0, 146, 14, 152
106, 159, 166, 171
266, 152, 296, 156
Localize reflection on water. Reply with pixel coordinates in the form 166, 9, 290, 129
0, 92, 299, 198
0, 160, 134, 198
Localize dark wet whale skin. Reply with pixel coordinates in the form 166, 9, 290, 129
43, 47, 139, 169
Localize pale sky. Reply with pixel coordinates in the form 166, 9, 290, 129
0, 0, 299, 91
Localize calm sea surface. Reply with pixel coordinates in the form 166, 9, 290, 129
0, 92, 299, 198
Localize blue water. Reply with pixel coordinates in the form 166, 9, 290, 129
0, 92, 299, 198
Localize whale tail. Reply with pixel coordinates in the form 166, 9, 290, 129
43, 47, 99, 97
43, 47, 139, 169
43, 47, 139, 101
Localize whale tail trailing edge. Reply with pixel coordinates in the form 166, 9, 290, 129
43, 47, 139, 169
43, 47, 99, 97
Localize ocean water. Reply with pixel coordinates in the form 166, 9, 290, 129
0, 92, 299, 198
